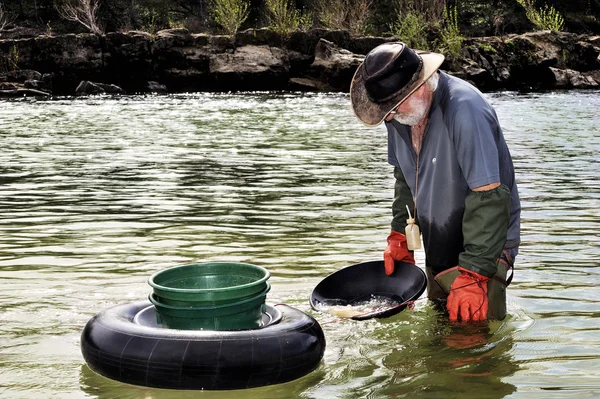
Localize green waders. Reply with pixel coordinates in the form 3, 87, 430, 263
426, 250, 514, 321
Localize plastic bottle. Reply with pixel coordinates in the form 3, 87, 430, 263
405, 205, 422, 250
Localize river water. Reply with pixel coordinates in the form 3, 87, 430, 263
0, 90, 598, 399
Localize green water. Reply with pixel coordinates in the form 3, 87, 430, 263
0, 91, 598, 399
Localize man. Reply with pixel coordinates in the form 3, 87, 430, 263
349, 42, 520, 322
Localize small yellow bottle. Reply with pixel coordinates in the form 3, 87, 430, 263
405, 205, 422, 250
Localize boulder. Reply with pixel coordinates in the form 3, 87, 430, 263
75, 81, 104, 95
304, 39, 364, 92
75, 81, 124, 95
549, 67, 599, 88
209, 45, 290, 91
24, 79, 52, 92
0, 82, 19, 90
154, 28, 195, 50
235, 28, 283, 48
348, 36, 396, 55
146, 81, 168, 93
3, 69, 42, 82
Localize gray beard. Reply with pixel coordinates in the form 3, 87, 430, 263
392, 97, 429, 126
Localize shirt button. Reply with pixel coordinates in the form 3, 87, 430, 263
432, 158, 437, 164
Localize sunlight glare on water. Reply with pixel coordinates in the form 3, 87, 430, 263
0, 90, 599, 399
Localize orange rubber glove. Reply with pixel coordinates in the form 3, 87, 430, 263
447, 267, 489, 322
384, 231, 415, 276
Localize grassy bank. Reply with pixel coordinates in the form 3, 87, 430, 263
1, 0, 599, 42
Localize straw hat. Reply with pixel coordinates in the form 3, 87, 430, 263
350, 42, 445, 127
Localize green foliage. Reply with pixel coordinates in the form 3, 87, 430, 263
536, 4, 565, 31
138, 8, 159, 33
516, 0, 565, 31
314, 0, 345, 30
11, 45, 19, 70
264, 0, 302, 36
211, 0, 249, 35
389, 9, 429, 50
437, 5, 464, 58
478, 42, 497, 53
314, 0, 373, 35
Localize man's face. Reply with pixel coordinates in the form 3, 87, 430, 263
385, 84, 429, 126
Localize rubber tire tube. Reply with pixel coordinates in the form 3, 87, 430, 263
81, 301, 326, 390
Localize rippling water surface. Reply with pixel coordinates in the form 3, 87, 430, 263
0, 90, 598, 399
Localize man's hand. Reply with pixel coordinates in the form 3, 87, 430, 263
447, 267, 489, 322
384, 231, 415, 275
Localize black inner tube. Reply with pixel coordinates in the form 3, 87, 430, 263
81, 301, 326, 390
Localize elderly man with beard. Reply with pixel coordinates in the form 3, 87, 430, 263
350, 42, 521, 322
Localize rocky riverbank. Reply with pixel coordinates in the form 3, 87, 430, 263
0, 28, 599, 97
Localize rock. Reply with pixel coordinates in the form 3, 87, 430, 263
348, 36, 396, 55
4, 69, 42, 82
450, 57, 495, 89
209, 45, 290, 91
289, 77, 334, 91
96, 83, 125, 93
549, 67, 599, 88
568, 41, 600, 71
0, 88, 51, 97
33, 34, 104, 72
209, 45, 289, 74
584, 70, 600, 84
75, 81, 104, 95
0, 82, 19, 90
287, 50, 314, 76
24, 79, 52, 92
235, 28, 283, 47
208, 35, 235, 53
286, 29, 352, 56
549, 67, 570, 87
2, 29, 600, 95
75, 81, 124, 95
154, 28, 194, 49
146, 81, 168, 93
285, 30, 324, 55
304, 39, 364, 92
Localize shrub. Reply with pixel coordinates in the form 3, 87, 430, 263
264, 0, 301, 36
516, 0, 565, 31
211, 0, 249, 35
314, 0, 373, 35
55, 0, 103, 34
389, 9, 429, 50
437, 5, 464, 58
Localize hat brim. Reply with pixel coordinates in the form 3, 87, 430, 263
350, 51, 445, 127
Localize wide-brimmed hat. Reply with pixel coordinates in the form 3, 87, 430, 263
350, 42, 445, 127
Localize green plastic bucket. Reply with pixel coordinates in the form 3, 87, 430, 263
148, 262, 270, 306
149, 283, 271, 330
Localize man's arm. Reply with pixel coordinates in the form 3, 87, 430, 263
391, 166, 415, 232
451, 102, 511, 277
459, 182, 510, 277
